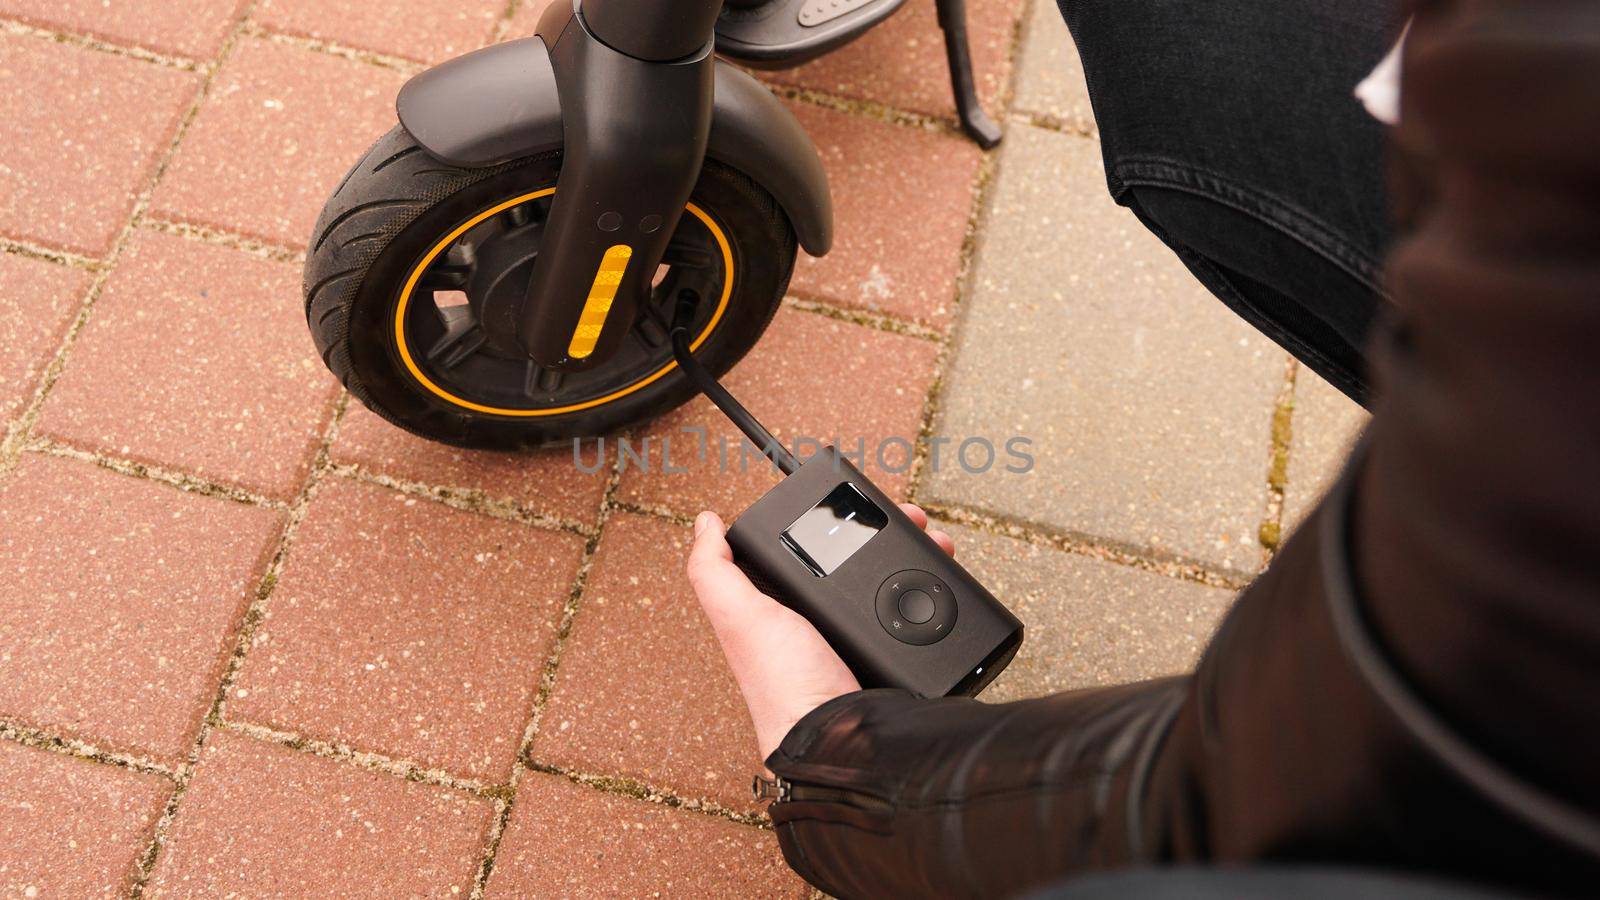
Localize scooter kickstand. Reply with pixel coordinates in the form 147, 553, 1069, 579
935, 0, 1002, 149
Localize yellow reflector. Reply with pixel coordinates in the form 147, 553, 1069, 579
568, 244, 634, 359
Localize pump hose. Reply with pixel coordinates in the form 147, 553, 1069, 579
668, 289, 800, 475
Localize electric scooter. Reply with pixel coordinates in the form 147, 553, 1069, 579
303, 0, 1000, 448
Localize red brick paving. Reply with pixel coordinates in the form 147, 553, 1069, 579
533, 512, 763, 811
785, 100, 983, 327
229, 478, 584, 780
255, 0, 503, 64
502, 0, 560, 39
0, 254, 87, 423
0, 456, 282, 763
617, 307, 940, 519
0, 32, 197, 257
762, 0, 1024, 121
0, 2, 1224, 894
333, 403, 609, 527
37, 232, 338, 499
150, 37, 407, 249
147, 729, 493, 897
0, 742, 171, 898
0, 0, 242, 59
486, 772, 806, 898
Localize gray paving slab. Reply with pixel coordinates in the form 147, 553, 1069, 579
1282, 370, 1369, 532
1011, 0, 1096, 134
941, 522, 1236, 704
924, 124, 1285, 574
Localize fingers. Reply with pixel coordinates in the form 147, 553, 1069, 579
897, 503, 928, 529
897, 503, 955, 557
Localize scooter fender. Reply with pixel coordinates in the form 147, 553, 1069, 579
395, 37, 833, 257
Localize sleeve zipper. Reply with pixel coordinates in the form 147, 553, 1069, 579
752, 774, 894, 812
752, 773, 792, 803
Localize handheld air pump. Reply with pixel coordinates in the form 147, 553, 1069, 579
670, 290, 1024, 698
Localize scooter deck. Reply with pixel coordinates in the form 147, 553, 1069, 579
715, 0, 908, 68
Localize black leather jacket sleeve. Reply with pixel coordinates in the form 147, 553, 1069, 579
761, 2, 1600, 896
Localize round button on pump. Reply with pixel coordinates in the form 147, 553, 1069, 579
875, 570, 957, 645
897, 590, 936, 624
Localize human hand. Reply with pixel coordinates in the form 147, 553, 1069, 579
687, 504, 957, 762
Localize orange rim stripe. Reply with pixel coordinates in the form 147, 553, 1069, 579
392, 192, 734, 417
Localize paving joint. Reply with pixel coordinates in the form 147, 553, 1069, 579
782, 294, 946, 343
610, 499, 696, 529
921, 500, 1252, 591
1004, 0, 1097, 141
139, 218, 306, 265
25, 438, 291, 511
489, 0, 530, 44
468, 795, 513, 899
0, 237, 106, 271
1012, 109, 1097, 140
328, 462, 596, 539
215, 718, 511, 800
523, 760, 772, 830
468, 446, 626, 899
239, 23, 425, 74
1256, 356, 1300, 556
203, 394, 349, 735
0, 16, 204, 71
765, 82, 984, 144
0, 718, 179, 782
904, 150, 998, 495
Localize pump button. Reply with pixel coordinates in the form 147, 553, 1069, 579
897, 590, 935, 624
875, 570, 957, 645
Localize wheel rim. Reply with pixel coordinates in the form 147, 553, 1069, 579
392, 188, 734, 417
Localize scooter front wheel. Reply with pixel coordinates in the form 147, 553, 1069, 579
304, 126, 796, 449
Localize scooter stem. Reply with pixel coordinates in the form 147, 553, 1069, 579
583, 0, 724, 62
517, 0, 726, 371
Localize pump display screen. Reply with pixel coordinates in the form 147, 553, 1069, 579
780, 483, 888, 576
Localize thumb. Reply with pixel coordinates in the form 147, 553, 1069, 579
686, 511, 767, 625
685, 511, 861, 761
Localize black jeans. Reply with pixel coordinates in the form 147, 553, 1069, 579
1061, 0, 1407, 407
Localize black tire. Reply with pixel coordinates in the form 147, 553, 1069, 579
305, 126, 795, 449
